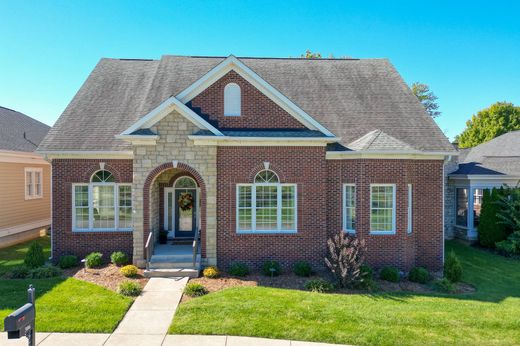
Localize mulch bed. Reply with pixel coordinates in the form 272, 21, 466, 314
63, 264, 148, 293
182, 272, 476, 302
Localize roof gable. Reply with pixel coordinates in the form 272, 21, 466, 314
0, 106, 49, 152
347, 129, 414, 151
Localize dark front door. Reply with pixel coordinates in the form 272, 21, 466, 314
174, 189, 197, 238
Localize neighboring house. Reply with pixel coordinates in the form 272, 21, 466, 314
38, 55, 455, 275
0, 106, 51, 248
445, 131, 520, 241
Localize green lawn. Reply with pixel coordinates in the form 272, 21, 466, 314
0, 236, 133, 332
0, 235, 51, 274
170, 241, 520, 345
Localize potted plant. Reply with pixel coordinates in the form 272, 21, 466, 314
159, 230, 168, 244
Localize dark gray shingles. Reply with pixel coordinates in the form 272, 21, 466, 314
39, 56, 454, 152
0, 106, 50, 152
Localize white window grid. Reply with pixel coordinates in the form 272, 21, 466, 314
343, 184, 356, 233
24, 167, 43, 199
370, 184, 396, 234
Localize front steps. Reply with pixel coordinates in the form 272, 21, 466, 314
144, 243, 201, 278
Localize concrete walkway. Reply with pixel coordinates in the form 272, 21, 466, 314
1, 333, 349, 345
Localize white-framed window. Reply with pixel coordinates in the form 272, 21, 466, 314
370, 184, 396, 234
25, 167, 43, 199
224, 82, 241, 116
72, 170, 132, 232
343, 184, 356, 233
236, 169, 297, 233
407, 184, 412, 234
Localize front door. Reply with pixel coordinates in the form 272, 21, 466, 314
174, 189, 197, 238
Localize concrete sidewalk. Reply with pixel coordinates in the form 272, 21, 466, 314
1, 333, 349, 345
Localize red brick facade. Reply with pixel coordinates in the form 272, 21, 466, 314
51, 159, 133, 261
190, 70, 306, 129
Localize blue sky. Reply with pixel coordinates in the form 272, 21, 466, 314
1, 1, 519, 140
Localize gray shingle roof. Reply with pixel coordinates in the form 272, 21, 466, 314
39, 55, 453, 152
0, 106, 50, 152
347, 129, 414, 151
450, 131, 520, 176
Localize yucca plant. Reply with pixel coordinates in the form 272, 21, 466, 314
324, 232, 367, 288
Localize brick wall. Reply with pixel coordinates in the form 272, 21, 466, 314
190, 70, 306, 129
51, 159, 133, 260
217, 146, 328, 269
327, 159, 445, 271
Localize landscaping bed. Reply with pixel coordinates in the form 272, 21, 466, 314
63, 264, 148, 292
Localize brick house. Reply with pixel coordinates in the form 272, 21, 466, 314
38, 55, 455, 275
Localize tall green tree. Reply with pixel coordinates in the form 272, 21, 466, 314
457, 102, 520, 148
411, 82, 441, 118
478, 188, 509, 248
301, 50, 322, 59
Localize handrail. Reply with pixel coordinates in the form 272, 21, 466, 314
145, 231, 154, 271
192, 227, 200, 268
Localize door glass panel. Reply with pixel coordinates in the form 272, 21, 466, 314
178, 191, 194, 232
167, 192, 173, 230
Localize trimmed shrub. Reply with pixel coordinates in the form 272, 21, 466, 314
184, 283, 208, 297
444, 251, 462, 283
28, 265, 62, 279
24, 241, 46, 268
353, 265, 377, 290
325, 233, 367, 288
360, 264, 374, 279
408, 267, 430, 284
478, 188, 509, 247
380, 266, 400, 282
110, 251, 129, 266
58, 255, 78, 269
6, 265, 29, 279
203, 266, 220, 278
120, 265, 138, 278
293, 261, 312, 277
305, 278, 334, 293
262, 260, 281, 276
118, 281, 142, 296
228, 262, 249, 277
434, 278, 456, 293
85, 252, 103, 268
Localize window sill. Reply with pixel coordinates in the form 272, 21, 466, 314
73, 228, 133, 233
25, 196, 43, 200
343, 229, 356, 234
369, 230, 396, 235
237, 230, 297, 235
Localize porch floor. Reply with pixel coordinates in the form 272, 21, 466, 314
154, 244, 192, 256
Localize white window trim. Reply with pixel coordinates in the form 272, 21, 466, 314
236, 183, 297, 234
72, 183, 133, 232
369, 184, 396, 235
24, 167, 43, 200
407, 184, 412, 234
224, 83, 241, 116
342, 184, 356, 233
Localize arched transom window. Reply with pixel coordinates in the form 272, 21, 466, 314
237, 169, 296, 233
73, 169, 132, 232
224, 83, 241, 116
174, 176, 197, 189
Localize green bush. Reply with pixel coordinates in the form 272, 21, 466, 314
444, 251, 463, 283
110, 251, 129, 266
408, 267, 430, 284
360, 264, 374, 279
5, 265, 29, 279
118, 281, 142, 296
293, 261, 312, 277
85, 252, 103, 268
228, 262, 249, 277
262, 260, 281, 276
58, 255, 78, 269
203, 266, 220, 278
478, 188, 509, 247
305, 278, 334, 293
434, 278, 456, 293
24, 241, 46, 268
353, 265, 377, 290
184, 283, 208, 297
495, 232, 520, 256
120, 265, 138, 278
380, 266, 400, 282
27, 265, 62, 279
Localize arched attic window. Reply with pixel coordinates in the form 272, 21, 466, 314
224, 83, 241, 116
91, 170, 115, 183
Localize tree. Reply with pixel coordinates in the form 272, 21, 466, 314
301, 50, 322, 59
411, 82, 441, 118
478, 188, 509, 248
457, 102, 520, 148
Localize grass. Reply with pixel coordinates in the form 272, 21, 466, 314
0, 235, 51, 274
0, 236, 133, 332
170, 241, 520, 345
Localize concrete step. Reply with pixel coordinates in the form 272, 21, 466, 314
150, 254, 201, 263
144, 268, 199, 278
149, 261, 199, 269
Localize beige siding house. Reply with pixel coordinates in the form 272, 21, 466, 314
0, 107, 51, 248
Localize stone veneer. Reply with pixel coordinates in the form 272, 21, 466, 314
132, 110, 217, 266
